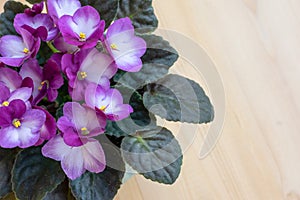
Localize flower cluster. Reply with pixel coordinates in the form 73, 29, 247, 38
0, 0, 146, 180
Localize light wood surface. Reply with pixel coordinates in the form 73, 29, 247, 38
1, 0, 300, 199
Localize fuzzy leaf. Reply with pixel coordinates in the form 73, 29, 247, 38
25, 0, 43, 4
143, 74, 214, 124
12, 147, 65, 200
117, 0, 158, 34
0, 148, 18, 198
37, 42, 52, 65
121, 126, 183, 184
43, 180, 75, 200
80, 0, 119, 29
0, 1, 28, 37
114, 35, 179, 89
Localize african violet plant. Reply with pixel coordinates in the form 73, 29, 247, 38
0, 0, 214, 199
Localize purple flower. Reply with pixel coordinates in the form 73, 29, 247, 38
85, 83, 133, 121
24, 2, 44, 17
104, 17, 146, 72
0, 28, 40, 67
0, 100, 46, 148
42, 135, 106, 180
14, 13, 58, 41
47, 0, 81, 24
57, 102, 106, 147
33, 106, 56, 146
0, 84, 32, 109
58, 6, 105, 49
20, 58, 64, 104
62, 48, 117, 100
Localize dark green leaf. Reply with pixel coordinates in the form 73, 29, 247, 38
121, 126, 183, 184
143, 74, 214, 124
43, 179, 75, 200
0, 148, 18, 198
117, 0, 158, 34
25, 0, 43, 4
55, 103, 64, 120
106, 85, 156, 137
79, 0, 119, 29
36, 42, 52, 65
70, 137, 125, 200
114, 35, 179, 89
12, 147, 65, 200
0, 1, 28, 37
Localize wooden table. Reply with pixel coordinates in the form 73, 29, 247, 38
1, 0, 300, 199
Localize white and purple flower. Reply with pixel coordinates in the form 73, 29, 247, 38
104, 17, 147, 72
85, 83, 133, 121
58, 6, 105, 49
14, 12, 58, 41
42, 135, 106, 180
0, 28, 40, 67
0, 100, 46, 148
20, 58, 64, 104
62, 48, 117, 100
57, 102, 106, 147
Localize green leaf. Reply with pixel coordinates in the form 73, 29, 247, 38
12, 147, 65, 200
0, 1, 28, 37
121, 126, 183, 184
43, 180, 75, 200
106, 85, 156, 137
117, 0, 158, 34
79, 0, 119, 29
0, 148, 18, 198
70, 137, 125, 200
143, 74, 214, 124
25, 0, 43, 4
36, 42, 53, 65
114, 35, 179, 89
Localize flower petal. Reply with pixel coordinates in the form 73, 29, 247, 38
8, 87, 32, 102
22, 109, 46, 133
61, 146, 85, 180
0, 68, 22, 91
47, 0, 81, 24
42, 135, 71, 161
0, 84, 10, 103
82, 139, 106, 173
0, 126, 40, 148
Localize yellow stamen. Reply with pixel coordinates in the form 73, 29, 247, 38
80, 71, 87, 79
38, 80, 49, 91
81, 127, 89, 135
2, 101, 9, 107
99, 105, 107, 112
110, 43, 118, 50
12, 119, 21, 128
23, 48, 29, 54
79, 32, 86, 41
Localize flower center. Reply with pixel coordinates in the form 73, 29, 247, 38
23, 48, 29, 54
79, 32, 86, 41
2, 101, 9, 107
38, 80, 49, 90
81, 127, 89, 135
110, 43, 118, 50
77, 71, 87, 80
12, 119, 21, 128
99, 105, 107, 112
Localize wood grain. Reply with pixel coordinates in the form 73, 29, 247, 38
1, 0, 300, 199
